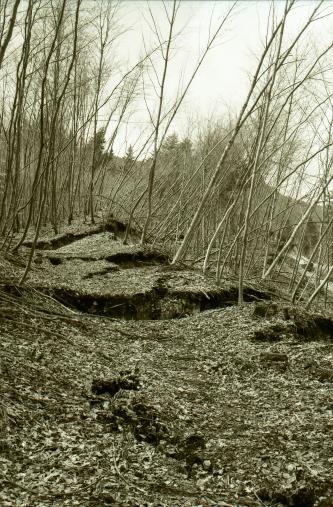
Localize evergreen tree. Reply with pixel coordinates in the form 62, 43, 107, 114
160, 133, 179, 155
125, 145, 134, 163
94, 128, 106, 165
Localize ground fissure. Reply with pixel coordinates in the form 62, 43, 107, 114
1, 227, 333, 506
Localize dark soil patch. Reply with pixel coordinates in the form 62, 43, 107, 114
81, 263, 120, 278
45, 281, 270, 320
48, 285, 162, 319
22, 218, 140, 251
105, 250, 169, 268
103, 217, 140, 241
48, 249, 169, 267
99, 393, 171, 445
92, 382, 207, 465
252, 322, 291, 342
258, 481, 333, 507
23, 226, 104, 250
41, 233, 168, 269
252, 303, 333, 342
91, 369, 141, 397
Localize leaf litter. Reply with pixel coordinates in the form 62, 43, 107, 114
0, 235, 333, 506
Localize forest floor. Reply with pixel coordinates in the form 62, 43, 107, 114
0, 224, 333, 507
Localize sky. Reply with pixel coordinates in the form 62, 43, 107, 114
104, 1, 333, 157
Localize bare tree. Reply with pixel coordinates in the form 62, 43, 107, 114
0, 0, 21, 69
19, 0, 82, 284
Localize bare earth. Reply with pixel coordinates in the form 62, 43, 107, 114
0, 230, 332, 507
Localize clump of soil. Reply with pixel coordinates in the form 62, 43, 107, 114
97, 392, 171, 445
252, 303, 333, 342
91, 369, 141, 396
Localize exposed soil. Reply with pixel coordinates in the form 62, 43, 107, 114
45, 235, 169, 267
39, 273, 269, 320
1, 226, 333, 506
22, 217, 140, 251
15, 232, 272, 320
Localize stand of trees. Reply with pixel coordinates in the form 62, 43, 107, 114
1, 0, 333, 306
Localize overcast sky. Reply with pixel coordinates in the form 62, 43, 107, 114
108, 1, 333, 156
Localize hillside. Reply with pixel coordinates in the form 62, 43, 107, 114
101, 146, 325, 263
1, 225, 333, 507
